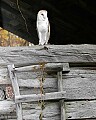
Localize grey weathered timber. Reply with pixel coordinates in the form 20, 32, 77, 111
0, 88, 5, 100
2, 100, 96, 119
13, 63, 63, 72
0, 45, 95, 67
0, 100, 15, 114
0, 101, 61, 119
15, 91, 66, 103
0, 67, 96, 100
0, 45, 96, 120
8, 65, 23, 120
63, 63, 70, 72
65, 100, 96, 119
58, 71, 66, 120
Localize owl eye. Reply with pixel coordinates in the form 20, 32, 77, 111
41, 13, 44, 16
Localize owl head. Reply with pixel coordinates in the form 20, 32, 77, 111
37, 10, 48, 21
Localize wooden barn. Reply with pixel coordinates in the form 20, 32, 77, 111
0, 45, 96, 120
0, 0, 96, 120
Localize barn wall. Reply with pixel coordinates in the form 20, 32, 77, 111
0, 45, 96, 120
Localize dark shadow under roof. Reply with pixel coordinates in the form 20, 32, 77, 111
0, 0, 96, 45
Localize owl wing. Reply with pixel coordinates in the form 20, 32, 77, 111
36, 20, 40, 40
47, 21, 50, 42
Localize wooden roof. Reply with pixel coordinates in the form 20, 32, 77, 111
0, 0, 96, 44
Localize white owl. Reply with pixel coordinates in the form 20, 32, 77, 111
37, 10, 50, 45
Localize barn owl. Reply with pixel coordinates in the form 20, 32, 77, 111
37, 10, 50, 45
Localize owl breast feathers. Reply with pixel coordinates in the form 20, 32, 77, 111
37, 10, 50, 45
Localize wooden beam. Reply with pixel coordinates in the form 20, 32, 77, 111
0, 1, 38, 43
0, 45, 95, 67
0, 1, 20, 15
1, 4, 34, 28
2, 0, 31, 9
1, 100, 96, 119
2, 0, 36, 19
1, 8, 38, 43
0, 14, 19, 28
0, 15, 11, 25
1, 7, 26, 26
1, 7, 23, 27
1, 0, 36, 25
66, 100, 96, 119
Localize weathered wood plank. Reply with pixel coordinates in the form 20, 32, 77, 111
0, 67, 96, 100
62, 67, 96, 100
15, 91, 66, 103
0, 100, 15, 114
0, 45, 96, 67
0, 68, 57, 85
1, 100, 96, 119
0, 101, 60, 120
13, 63, 63, 72
65, 100, 96, 119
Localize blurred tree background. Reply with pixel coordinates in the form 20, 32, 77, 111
0, 27, 29, 46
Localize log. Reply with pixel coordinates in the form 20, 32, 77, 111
0, 101, 60, 120
62, 67, 96, 100
0, 67, 96, 100
1, 100, 96, 119
65, 100, 96, 119
0, 45, 95, 67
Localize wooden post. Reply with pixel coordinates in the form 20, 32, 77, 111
8, 64, 23, 120
58, 71, 66, 120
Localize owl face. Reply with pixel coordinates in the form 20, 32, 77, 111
37, 10, 47, 21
